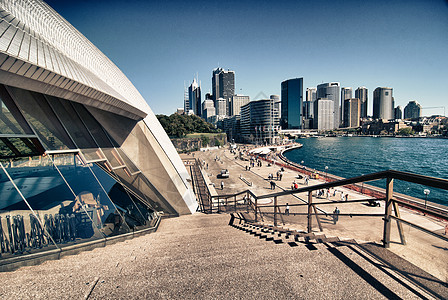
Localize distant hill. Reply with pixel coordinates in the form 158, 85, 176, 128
156, 113, 220, 138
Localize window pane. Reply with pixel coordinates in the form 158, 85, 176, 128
6, 86, 75, 150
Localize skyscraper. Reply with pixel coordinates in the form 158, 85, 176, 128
343, 98, 361, 128
281, 78, 303, 129
188, 78, 201, 116
317, 82, 340, 128
373, 87, 394, 120
230, 95, 250, 116
240, 98, 280, 144
394, 106, 403, 119
341, 87, 353, 125
304, 87, 317, 119
212, 68, 235, 116
202, 99, 216, 121
404, 101, 422, 119
355, 87, 368, 118
313, 98, 334, 131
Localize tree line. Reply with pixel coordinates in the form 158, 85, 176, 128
156, 113, 220, 137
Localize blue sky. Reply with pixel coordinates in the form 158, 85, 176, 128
45, 0, 448, 116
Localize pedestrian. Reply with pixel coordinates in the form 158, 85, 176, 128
340, 191, 344, 202
345, 193, 349, 202
279, 172, 283, 181
294, 182, 298, 190
326, 189, 330, 200
333, 207, 340, 224
445, 224, 448, 235
221, 181, 224, 190
285, 203, 290, 215
245, 165, 248, 171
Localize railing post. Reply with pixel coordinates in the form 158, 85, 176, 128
383, 177, 393, 248
307, 191, 313, 233
217, 196, 220, 213
255, 197, 258, 222
234, 195, 237, 211
274, 196, 278, 227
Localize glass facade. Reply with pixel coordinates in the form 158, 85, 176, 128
0, 83, 158, 261
281, 78, 303, 129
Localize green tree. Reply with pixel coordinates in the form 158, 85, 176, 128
201, 135, 210, 147
397, 127, 414, 136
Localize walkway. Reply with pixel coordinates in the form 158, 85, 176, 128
1, 213, 445, 299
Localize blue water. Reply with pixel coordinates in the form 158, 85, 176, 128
283, 137, 448, 206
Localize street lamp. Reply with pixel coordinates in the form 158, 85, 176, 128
423, 189, 430, 209
325, 166, 328, 182
301, 160, 304, 169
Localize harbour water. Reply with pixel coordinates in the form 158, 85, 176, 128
283, 137, 448, 206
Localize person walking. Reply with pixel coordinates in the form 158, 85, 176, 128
221, 181, 224, 190
333, 207, 340, 224
285, 203, 290, 215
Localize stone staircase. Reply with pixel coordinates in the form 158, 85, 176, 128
0, 213, 446, 299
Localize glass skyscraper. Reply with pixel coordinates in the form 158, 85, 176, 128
317, 82, 340, 129
281, 78, 303, 129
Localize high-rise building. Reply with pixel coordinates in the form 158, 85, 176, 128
343, 98, 361, 128
281, 78, 303, 129
340, 87, 352, 125
202, 99, 216, 121
404, 101, 422, 119
373, 87, 394, 120
212, 68, 235, 116
216, 98, 227, 116
0, 0, 197, 266
355, 87, 368, 118
313, 98, 334, 131
188, 78, 201, 116
317, 82, 340, 128
240, 99, 280, 144
304, 87, 317, 119
230, 95, 250, 116
394, 106, 403, 120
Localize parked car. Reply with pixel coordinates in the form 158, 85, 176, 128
218, 169, 229, 178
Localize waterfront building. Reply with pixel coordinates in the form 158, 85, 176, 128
343, 98, 361, 128
188, 78, 201, 117
223, 115, 241, 143
340, 87, 353, 125
404, 100, 422, 119
394, 106, 403, 120
240, 99, 280, 144
313, 98, 334, 131
317, 82, 340, 128
0, 0, 197, 262
212, 68, 235, 116
202, 99, 216, 120
355, 87, 368, 118
230, 94, 250, 116
281, 78, 303, 129
373, 87, 394, 120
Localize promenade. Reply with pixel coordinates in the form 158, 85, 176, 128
189, 146, 448, 282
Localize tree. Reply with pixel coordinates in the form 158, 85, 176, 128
201, 135, 210, 147
397, 127, 414, 136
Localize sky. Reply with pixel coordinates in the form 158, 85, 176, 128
44, 0, 448, 116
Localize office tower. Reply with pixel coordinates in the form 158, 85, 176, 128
216, 98, 227, 116
394, 106, 403, 119
188, 78, 201, 116
317, 82, 340, 128
202, 99, 216, 121
373, 87, 394, 120
212, 68, 235, 116
343, 98, 361, 128
313, 98, 334, 131
304, 87, 317, 119
355, 87, 368, 118
281, 78, 303, 129
0, 0, 198, 264
240, 98, 280, 144
404, 101, 422, 119
231, 95, 250, 116
340, 87, 353, 125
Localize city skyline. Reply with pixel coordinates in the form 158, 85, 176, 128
44, 0, 448, 116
